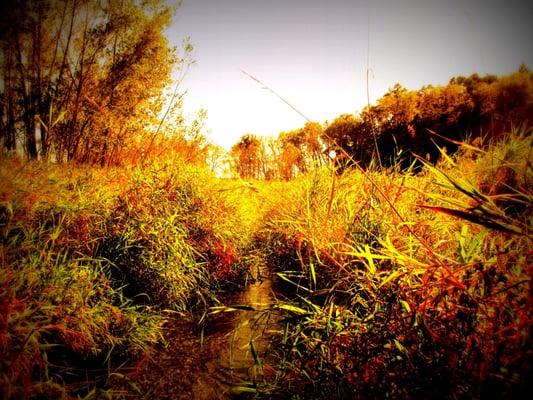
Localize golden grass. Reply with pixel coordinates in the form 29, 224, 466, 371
0, 127, 531, 398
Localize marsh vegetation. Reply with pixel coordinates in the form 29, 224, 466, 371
1, 1, 532, 398
1, 125, 531, 399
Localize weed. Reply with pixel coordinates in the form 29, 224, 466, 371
256, 129, 532, 398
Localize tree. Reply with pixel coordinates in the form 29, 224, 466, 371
230, 134, 263, 179
323, 114, 375, 169
450, 67, 533, 137
0, 0, 189, 165
276, 122, 327, 177
410, 83, 474, 161
205, 143, 228, 176
299, 121, 327, 166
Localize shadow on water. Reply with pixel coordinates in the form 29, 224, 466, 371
126, 267, 278, 399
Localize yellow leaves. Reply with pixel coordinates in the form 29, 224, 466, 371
343, 244, 387, 275
379, 270, 403, 288
209, 305, 255, 314
383, 339, 408, 356
380, 235, 429, 271
309, 260, 317, 288
400, 300, 411, 313
276, 304, 308, 315
393, 339, 408, 354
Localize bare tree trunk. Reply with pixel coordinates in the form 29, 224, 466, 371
14, 32, 38, 159
33, 6, 47, 159
1, 47, 17, 152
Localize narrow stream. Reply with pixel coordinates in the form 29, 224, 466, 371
126, 267, 277, 399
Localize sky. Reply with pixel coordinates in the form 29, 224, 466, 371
166, 0, 533, 150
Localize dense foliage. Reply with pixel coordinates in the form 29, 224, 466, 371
1, 122, 531, 399
0, 4, 531, 397
0, 0, 211, 166
230, 67, 533, 178
0, 156, 256, 398
245, 128, 532, 399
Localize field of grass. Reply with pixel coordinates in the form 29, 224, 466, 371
0, 154, 263, 398
1, 129, 531, 399
248, 128, 532, 399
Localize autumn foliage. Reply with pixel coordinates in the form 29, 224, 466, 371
0, 0, 208, 166
0, 2, 531, 398
230, 67, 533, 178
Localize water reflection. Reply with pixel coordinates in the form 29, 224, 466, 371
128, 270, 275, 399
205, 272, 275, 392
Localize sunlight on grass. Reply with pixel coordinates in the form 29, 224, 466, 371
241, 127, 532, 398
1, 128, 531, 399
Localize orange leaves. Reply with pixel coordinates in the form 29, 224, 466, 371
209, 241, 239, 283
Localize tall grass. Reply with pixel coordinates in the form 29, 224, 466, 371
250, 127, 532, 398
0, 155, 256, 398
1, 128, 530, 398
0, 185, 162, 398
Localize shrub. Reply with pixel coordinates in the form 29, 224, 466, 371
0, 156, 255, 398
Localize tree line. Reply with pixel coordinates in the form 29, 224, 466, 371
230, 66, 533, 179
1, 2, 530, 176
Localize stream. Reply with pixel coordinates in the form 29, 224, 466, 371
124, 267, 278, 399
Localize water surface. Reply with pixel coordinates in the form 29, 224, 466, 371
127, 269, 276, 399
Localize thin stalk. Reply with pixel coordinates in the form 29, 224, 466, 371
242, 70, 448, 265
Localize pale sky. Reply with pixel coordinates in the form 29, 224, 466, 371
167, 0, 533, 150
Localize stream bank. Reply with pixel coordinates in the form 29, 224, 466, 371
122, 267, 277, 399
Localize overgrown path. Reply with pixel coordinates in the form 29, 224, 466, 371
0, 159, 281, 400
113, 184, 278, 399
